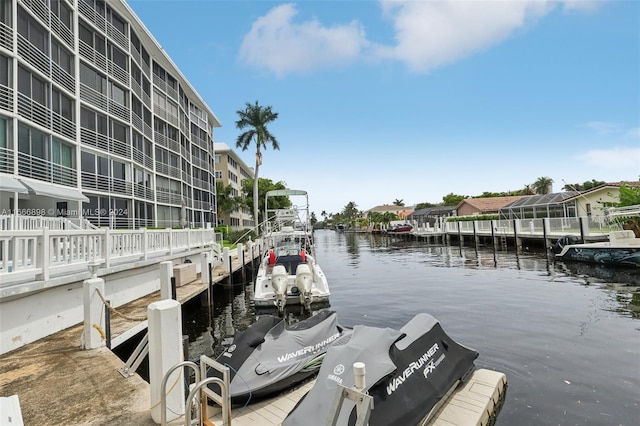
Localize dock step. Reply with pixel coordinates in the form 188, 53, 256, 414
0, 395, 25, 426
424, 368, 507, 426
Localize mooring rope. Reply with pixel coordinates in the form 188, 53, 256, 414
95, 288, 147, 322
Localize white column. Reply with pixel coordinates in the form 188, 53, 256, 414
148, 299, 184, 424
82, 278, 106, 350
247, 240, 253, 260
223, 247, 230, 273
237, 243, 244, 265
159, 261, 173, 300
200, 252, 210, 284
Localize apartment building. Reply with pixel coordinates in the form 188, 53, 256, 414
213, 142, 254, 230
0, 0, 220, 229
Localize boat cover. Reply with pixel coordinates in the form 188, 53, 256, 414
283, 313, 479, 426
210, 310, 346, 404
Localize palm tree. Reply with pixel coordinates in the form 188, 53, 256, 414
393, 199, 405, 206
533, 176, 554, 195
521, 184, 535, 195
235, 101, 279, 230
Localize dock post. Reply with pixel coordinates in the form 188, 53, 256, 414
513, 219, 522, 252
473, 220, 479, 246
159, 261, 173, 300
200, 252, 210, 285
579, 217, 589, 240
237, 243, 245, 281
149, 299, 184, 424
491, 220, 498, 249
247, 240, 253, 263
223, 247, 231, 273
82, 277, 106, 350
543, 218, 551, 250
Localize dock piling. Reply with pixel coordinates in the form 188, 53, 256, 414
82, 277, 106, 350
149, 299, 184, 424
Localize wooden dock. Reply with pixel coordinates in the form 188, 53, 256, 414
0, 252, 252, 425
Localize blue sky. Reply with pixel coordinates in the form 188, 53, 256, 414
127, 0, 640, 216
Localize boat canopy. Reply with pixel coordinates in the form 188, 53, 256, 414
266, 189, 308, 197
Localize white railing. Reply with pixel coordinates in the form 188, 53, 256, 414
0, 215, 81, 231
0, 227, 221, 286
413, 215, 624, 238
606, 204, 640, 219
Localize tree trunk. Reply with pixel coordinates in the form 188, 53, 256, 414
254, 145, 261, 232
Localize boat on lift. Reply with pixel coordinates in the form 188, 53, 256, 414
551, 230, 640, 267
254, 189, 331, 311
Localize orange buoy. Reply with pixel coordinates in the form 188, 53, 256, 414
300, 249, 306, 262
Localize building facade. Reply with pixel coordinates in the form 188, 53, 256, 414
1, 0, 220, 229
213, 142, 254, 230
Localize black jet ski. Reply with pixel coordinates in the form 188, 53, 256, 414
283, 313, 478, 426
209, 310, 351, 406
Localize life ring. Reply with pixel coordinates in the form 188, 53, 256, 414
269, 250, 276, 265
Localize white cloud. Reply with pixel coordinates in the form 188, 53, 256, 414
584, 121, 624, 135
561, 0, 603, 13
239, 1, 604, 76
626, 127, 640, 139
238, 3, 369, 77
577, 147, 640, 169
376, 0, 552, 73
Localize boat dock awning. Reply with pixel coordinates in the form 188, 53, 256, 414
19, 179, 90, 202
0, 176, 29, 194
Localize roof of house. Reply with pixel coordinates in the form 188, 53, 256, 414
456, 196, 527, 213
366, 204, 413, 213
561, 181, 639, 202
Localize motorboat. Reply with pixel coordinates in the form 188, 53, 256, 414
283, 313, 480, 426
209, 310, 352, 406
551, 230, 640, 267
254, 189, 331, 311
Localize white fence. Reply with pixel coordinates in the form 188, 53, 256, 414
0, 227, 222, 287
412, 215, 622, 238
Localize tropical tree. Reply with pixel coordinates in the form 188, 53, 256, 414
241, 178, 289, 225
609, 180, 640, 236
562, 179, 606, 191
533, 176, 554, 194
215, 181, 241, 223
393, 199, 405, 206
520, 184, 535, 195
442, 193, 467, 206
414, 202, 437, 210
341, 201, 359, 226
235, 101, 279, 229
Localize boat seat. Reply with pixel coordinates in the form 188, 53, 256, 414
276, 254, 304, 275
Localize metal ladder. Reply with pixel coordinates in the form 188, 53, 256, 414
326, 362, 374, 426
160, 355, 231, 426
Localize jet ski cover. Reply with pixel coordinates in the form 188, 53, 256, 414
211, 310, 345, 404
283, 313, 479, 426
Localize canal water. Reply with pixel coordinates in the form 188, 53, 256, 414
182, 229, 640, 426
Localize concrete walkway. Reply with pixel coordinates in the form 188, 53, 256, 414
0, 252, 254, 425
